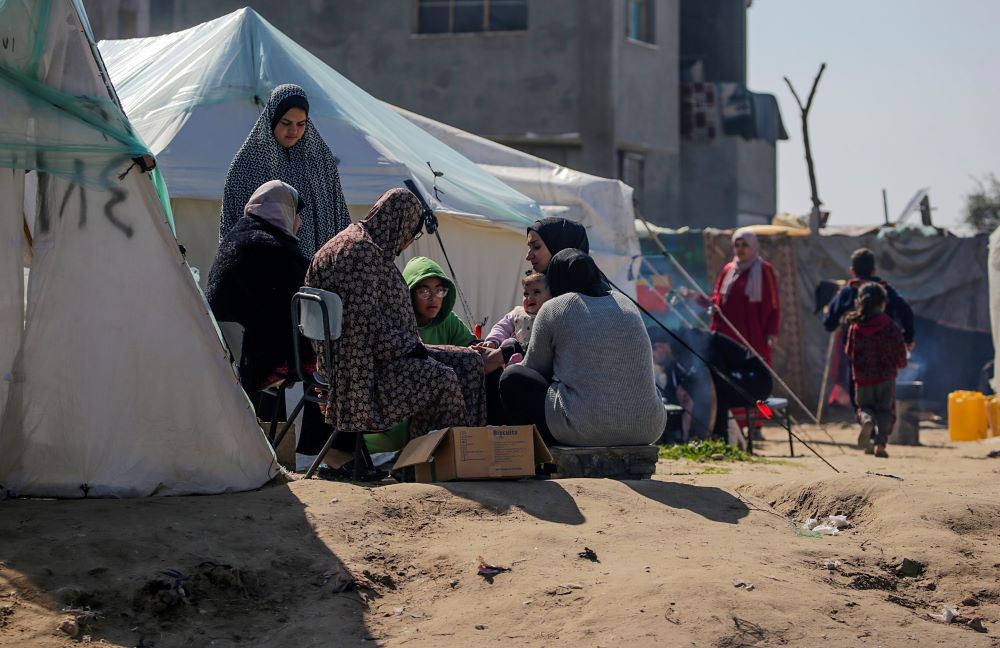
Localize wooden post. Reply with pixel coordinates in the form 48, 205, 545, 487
784, 63, 827, 230
882, 189, 890, 225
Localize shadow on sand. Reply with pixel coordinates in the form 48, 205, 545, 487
624, 479, 750, 524
442, 479, 586, 525
0, 482, 376, 647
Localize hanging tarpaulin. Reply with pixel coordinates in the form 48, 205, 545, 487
0, 0, 175, 231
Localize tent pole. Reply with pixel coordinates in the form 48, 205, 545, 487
816, 327, 838, 424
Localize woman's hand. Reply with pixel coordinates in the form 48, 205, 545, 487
476, 341, 498, 349
476, 346, 505, 373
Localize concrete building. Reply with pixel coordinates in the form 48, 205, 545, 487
679, 0, 785, 227
85, 0, 783, 229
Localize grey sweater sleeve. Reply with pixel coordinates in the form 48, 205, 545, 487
522, 299, 557, 380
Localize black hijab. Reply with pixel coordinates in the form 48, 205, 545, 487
546, 249, 610, 298
528, 217, 590, 257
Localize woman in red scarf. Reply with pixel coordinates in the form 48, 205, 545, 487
709, 229, 781, 365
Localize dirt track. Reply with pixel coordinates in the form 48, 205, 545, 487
2, 421, 999, 647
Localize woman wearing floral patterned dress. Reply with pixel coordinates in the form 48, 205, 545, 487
304, 188, 486, 441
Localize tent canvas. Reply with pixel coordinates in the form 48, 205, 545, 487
0, 0, 277, 497
397, 108, 640, 295
97, 8, 554, 325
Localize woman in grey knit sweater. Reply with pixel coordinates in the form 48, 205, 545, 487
499, 249, 666, 446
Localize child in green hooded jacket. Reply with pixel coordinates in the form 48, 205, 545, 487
402, 256, 477, 346
366, 257, 477, 454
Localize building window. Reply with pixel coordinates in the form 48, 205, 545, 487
417, 0, 527, 34
626, 0, 654, 43
619, 150, 646, 211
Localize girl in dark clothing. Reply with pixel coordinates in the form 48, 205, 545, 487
845, 282, 908, 458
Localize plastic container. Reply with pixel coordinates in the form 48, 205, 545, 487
987, 395, 1000, 438
948, 391, 987, 441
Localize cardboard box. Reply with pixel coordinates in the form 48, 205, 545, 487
394, 425, 553, 483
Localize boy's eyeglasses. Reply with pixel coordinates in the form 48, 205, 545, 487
414, 286, 449, 300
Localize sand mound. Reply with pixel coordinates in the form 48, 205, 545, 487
1, 423, 998, 647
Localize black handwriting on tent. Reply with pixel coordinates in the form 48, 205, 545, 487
35, 157, 134, 239
57, 160, 87, 228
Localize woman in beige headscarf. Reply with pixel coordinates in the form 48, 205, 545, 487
305, 188, 486, 439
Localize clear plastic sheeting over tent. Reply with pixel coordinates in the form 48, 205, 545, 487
98, 8, 552, 324
0, 0, 277, 497
398, 108, 640, 296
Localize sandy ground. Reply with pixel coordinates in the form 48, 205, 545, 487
2, 419, 1000, 647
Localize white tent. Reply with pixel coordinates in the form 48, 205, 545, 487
989, 227, 1000, 393
397, 108, 640, 294
0, 0, 277, 497
98, 8, 550, 325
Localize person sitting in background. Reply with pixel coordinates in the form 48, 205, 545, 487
402, 256, 477, 347
499, 249, 665, 446
654, 326, 773, 442
481, 272, 551, 364
844, 282, 908, 458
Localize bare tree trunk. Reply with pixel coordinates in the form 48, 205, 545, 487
784, 63, 827, 224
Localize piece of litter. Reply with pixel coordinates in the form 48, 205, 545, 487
732, 580, 754, 591
812, 524, 840, 536
578, 547, 599, 562
329, 498, 339, 503
822, 559, 841, 570
476, 555, 510, 583
475, 624, 487, 630
928, 606, 957, 623
966, 617, 987, 633
802, 518, 819, 530
827, 515, 850, 529
560, 583, 583, 590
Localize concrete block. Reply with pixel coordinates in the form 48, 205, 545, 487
548, 445, 658, 480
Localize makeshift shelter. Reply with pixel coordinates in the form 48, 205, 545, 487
639, 222, 993, 410
0, 0, 277, 497
98, 8, 559, 325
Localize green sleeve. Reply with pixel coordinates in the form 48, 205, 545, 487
444, 312, 478, 346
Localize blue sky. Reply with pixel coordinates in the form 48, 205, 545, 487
748, 0, 1000, 232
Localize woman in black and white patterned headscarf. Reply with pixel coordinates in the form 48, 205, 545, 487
219, 84, 351, 257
